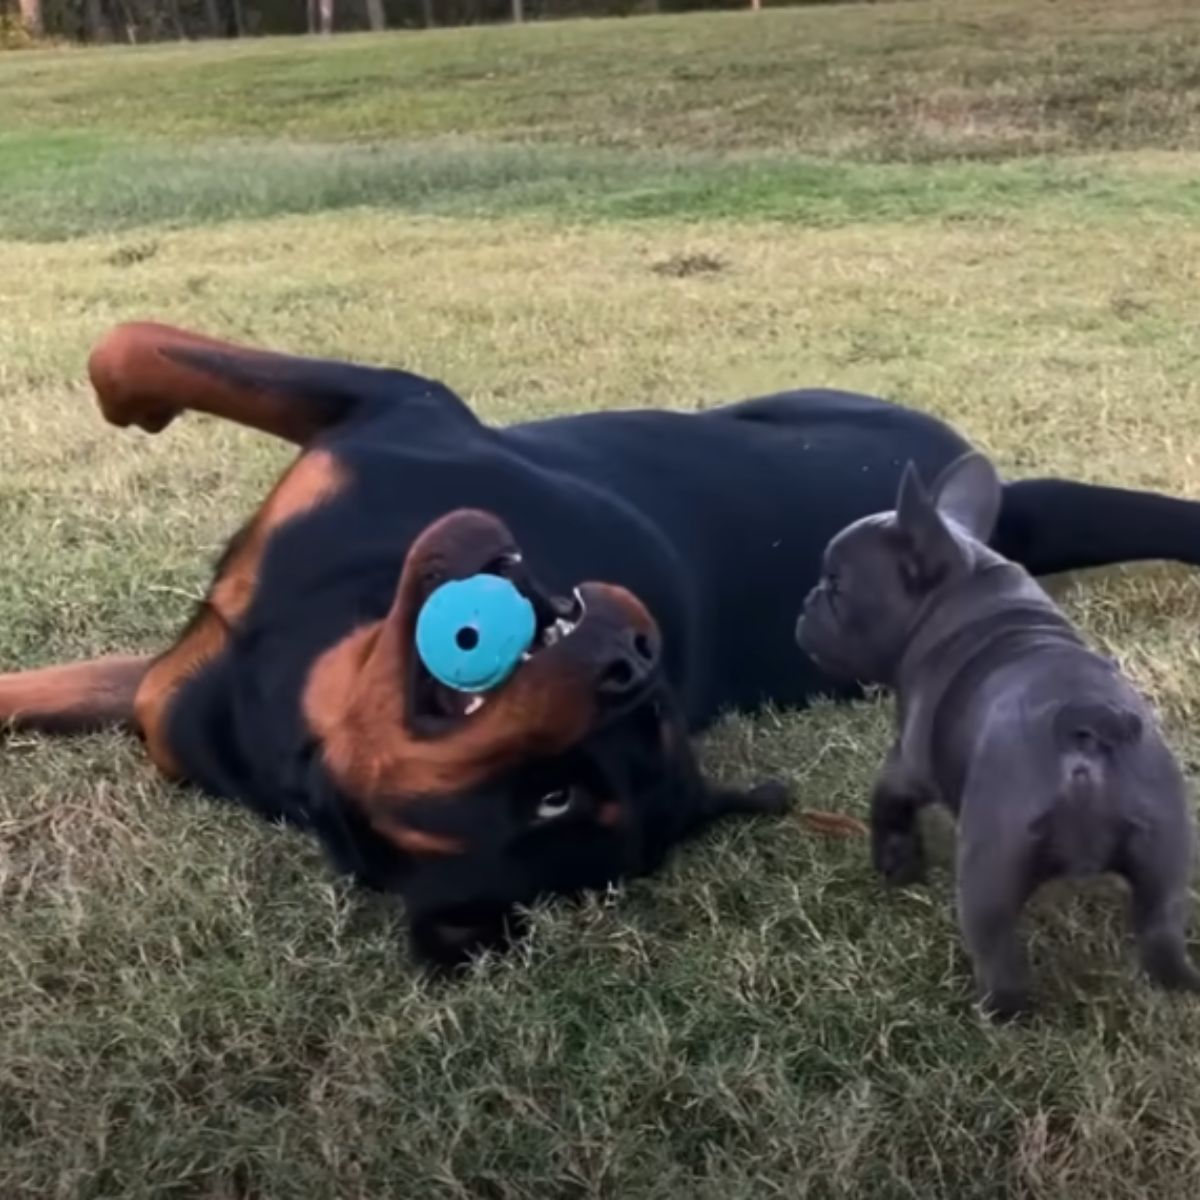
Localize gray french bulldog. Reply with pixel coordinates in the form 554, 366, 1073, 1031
796, 450, 1200, 1018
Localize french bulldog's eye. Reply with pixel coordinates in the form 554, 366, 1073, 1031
536, 788, 574, 820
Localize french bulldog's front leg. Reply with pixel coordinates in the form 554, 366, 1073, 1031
957, 831, 1036, 1020
870, 749, 933, 886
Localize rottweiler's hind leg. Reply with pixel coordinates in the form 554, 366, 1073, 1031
0, 656, 151, 734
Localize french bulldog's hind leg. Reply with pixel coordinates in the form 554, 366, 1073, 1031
957, 831, 1038, 1021
1120, 819, 1200, 993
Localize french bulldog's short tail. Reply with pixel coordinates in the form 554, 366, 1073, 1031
1053, 699, 1144, 755
1043, 700, 1145, 875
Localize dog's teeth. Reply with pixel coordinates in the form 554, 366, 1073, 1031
521, 651, 533, 662
555, 618, 576, 638
464, 695, 486, 715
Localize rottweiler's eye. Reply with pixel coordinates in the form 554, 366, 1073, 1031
536, 788, 574, 821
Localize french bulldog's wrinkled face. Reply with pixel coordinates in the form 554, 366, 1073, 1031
796, 452, 1004, 686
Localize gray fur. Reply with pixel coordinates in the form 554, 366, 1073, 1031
796, 451, 1200, 1018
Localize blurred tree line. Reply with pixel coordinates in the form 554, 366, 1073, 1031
3, 0, 848, 44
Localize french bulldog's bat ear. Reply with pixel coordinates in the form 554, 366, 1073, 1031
930, 451, 1002, 542
895, 460, 959, 588
896, 461, 931, 527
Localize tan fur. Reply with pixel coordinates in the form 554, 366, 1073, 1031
88, 321, 331, 444
0, 655, 151, 733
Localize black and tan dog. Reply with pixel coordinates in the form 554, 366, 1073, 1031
5, 322, 1200, 966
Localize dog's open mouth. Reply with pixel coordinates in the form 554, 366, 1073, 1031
410, 557, 587, 724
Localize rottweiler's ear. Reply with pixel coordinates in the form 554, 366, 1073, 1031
895, 461, 960, 588
402, 857, 527, 969
408, 906, 524, 972
930, 451, 1002, 542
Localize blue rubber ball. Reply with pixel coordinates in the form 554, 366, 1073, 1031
415, 573, 537, 694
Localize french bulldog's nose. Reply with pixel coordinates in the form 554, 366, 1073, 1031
597, 628, 659, 697
796, 606, 819, 651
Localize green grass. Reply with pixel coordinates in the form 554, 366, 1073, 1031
4, 2, 1200, 1196
2, 2, 1199, 156
6, 132, 1200, 242
1, 0, 1199, 241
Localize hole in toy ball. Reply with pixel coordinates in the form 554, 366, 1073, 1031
455, 626, 480, 651
633, 633, 654, 662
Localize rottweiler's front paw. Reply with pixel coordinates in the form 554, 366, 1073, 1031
744, 780, 794, 815
705, 780, 794, 823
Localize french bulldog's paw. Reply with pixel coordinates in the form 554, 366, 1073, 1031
1141, 940, 1200, 993
981, 986, 1033, 1024
873, 830, 926, 886
1160, 969, 1200, 995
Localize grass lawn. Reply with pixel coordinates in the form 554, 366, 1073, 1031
4, 1, 1200, 1195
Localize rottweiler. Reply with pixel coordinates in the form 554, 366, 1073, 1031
3, 322, 1200, 966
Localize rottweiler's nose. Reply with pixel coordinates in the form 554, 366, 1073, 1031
597, 628, 659, 697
